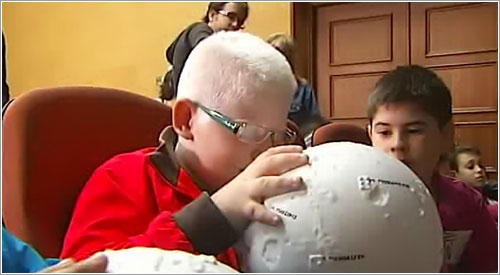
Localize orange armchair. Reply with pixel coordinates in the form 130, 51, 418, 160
2, 87, 172, 258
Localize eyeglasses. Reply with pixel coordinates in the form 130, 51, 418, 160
195, 102, 296, 146
217, 10, 245, 29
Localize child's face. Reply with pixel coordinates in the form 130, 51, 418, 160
454, 152, 485, 188
369, 103, 448, 185
189, 91, 292, 191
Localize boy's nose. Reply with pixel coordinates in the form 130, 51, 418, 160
474, 165, 483, 173
390, 133, 407, 155
229, 20, 239, 29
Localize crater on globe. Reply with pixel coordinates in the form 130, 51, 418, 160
238, 142, 443, 273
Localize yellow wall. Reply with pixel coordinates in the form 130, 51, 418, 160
2, 2, 291, 98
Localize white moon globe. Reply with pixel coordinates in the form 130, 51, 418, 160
103, 247, 238, 273
239, 142, 443, 273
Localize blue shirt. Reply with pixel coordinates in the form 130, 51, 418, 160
288, 82, 325, 135
2, 227, 60, 273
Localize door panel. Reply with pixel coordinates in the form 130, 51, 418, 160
434, 64, 498, 111
330, 73, 383, 119
410, 2, 498, 66
315, 2, 408, 121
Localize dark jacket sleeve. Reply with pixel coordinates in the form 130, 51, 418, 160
187, 23, 213, 48
174, 192, 238, 255
165, 22, 212, 64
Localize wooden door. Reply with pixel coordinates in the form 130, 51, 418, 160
314, 2, 409, 128
410, 2, 498, 179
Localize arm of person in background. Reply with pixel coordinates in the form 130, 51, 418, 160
3, 225, 107, 273
2, 227, 60, 273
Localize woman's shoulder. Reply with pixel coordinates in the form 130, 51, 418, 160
188, 22, 212, 34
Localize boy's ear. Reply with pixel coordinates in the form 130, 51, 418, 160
172, 99, 196, 140
367, 123, 373, 140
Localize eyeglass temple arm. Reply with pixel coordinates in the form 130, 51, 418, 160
202, 105, 241, 134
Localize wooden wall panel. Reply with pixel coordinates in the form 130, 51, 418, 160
330, 15, 393, 66
315, 2, 408, 119
411, 2, 498, 66
330, 73, 383, 118
427, 4, 497, 57
434, 64, 498, 111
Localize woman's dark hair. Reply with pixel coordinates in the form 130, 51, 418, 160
202, 2, 249, 24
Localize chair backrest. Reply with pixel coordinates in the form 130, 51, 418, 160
2, 87, 172, 258
312, 122, 371, 146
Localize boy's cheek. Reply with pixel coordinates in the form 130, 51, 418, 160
370, 137, 387, 151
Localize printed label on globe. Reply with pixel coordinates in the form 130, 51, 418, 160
358, 175, 411, 190
309, 254, 366, 266
270, 205, 298, 220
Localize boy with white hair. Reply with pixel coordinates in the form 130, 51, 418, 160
60, 32, 307, 270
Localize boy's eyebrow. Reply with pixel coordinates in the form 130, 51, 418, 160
373, 121, 427, 127
373, 122, 391, 127
404, 121, 427, 127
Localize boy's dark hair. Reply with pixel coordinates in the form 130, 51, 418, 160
449, 145, 481, 172
367, 65, 452, 129
202, 2, 249, 24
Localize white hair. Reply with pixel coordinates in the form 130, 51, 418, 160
176, 31, 297, 110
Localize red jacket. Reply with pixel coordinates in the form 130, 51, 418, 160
61, 129, 239, 269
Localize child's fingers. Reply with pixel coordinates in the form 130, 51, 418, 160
40, 259, 75, 273
252, 153, 309, 176
260, 145, 304, 157
251, 176, 305, 201
244, 201, 282, 226
59, 253, 108, 273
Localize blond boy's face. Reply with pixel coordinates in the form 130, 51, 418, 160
455, 152, 485, 188
369, 103, 447, 185
190, 90, 292, 192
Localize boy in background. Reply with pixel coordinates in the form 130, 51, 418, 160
449, 145, 498, 223
367, 65, 497, 272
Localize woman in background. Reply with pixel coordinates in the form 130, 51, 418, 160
160, 2, 249, 101
267, 33, 327, 141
